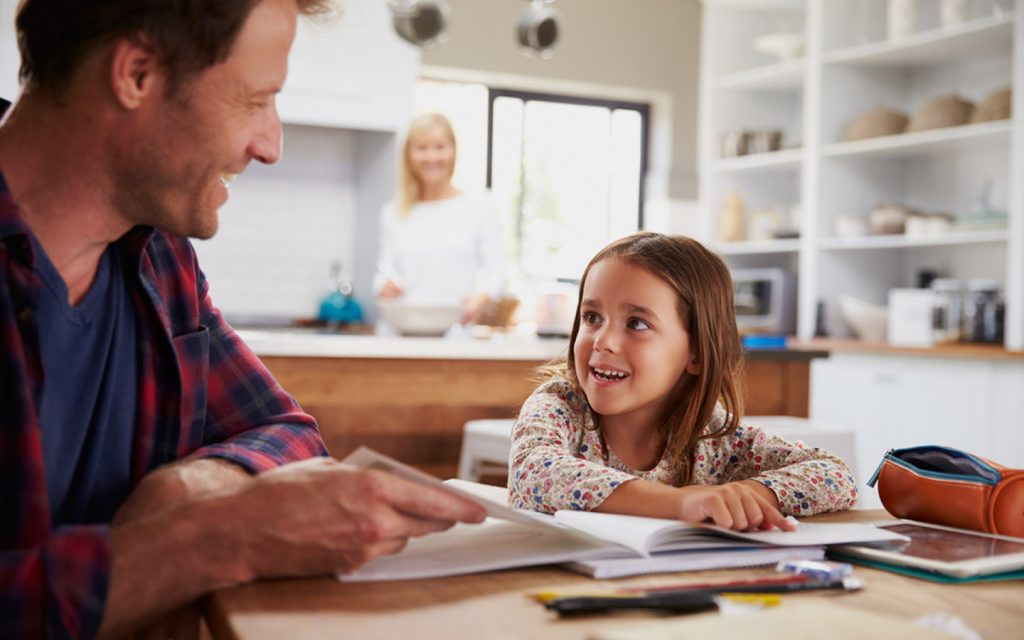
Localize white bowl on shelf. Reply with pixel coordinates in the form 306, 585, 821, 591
838, 295, 888, 343
377, 301, 462, 337
754, 33, 805, 62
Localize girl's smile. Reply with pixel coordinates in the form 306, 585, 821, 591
590, 364, 630, 383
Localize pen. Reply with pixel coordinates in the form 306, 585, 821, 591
543, 577, 863, 615
620, 574, 813, 594
532, 575, 826, 604
546, 591, 720, 615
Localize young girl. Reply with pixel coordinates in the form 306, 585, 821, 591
509, 232, 857, 531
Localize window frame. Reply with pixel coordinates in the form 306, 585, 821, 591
484, 87, 651, 230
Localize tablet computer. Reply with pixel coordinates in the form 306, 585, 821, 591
830, 520, 1024, 578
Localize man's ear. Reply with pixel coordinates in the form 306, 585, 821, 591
109, 35, 161, 109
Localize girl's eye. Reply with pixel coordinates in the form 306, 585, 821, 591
627, 317, 650, 331
581, 311, 601, 325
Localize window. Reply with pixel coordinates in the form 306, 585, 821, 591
414, 80, 649, 282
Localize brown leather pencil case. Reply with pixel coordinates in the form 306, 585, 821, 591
868, 446, 1024, 538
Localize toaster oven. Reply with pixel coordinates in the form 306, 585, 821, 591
731, 268, 796, 334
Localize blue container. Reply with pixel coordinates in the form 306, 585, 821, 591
318, 290, 363, 325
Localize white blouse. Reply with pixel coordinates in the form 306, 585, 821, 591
373, 191, 504, 305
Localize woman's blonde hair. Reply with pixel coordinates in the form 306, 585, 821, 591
538, 232, 745, 484
396, 113, 457, 219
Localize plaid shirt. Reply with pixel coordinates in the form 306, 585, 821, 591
0, 176, 328, 639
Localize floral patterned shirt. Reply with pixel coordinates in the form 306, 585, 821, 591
508, 377, 858, 516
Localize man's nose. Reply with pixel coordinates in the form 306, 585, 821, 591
248, 103, 283, 165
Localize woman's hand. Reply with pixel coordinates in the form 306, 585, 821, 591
675, 481, 796, 532
378, 280, 405, 299
461, 293, 491, 324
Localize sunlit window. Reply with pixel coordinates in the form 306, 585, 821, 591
414, 80, 648, 282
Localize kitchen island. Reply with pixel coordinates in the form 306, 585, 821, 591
239, 331, 827, 479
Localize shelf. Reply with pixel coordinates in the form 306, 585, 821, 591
703, 0, 805, 9
716, 59, 805, 91
711, 148, 803, 174
823, 120, 1013, 160
715, 238, 801, 255
824, 14, 1015, 67
818, 229, 1008, 251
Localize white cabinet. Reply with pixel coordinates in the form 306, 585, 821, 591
809, 351, 1022, 508
280, 0, 419, 132
699, 0, 1024, 349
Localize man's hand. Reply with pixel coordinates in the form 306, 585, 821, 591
102, 457, 486, 638
232, 457, 487, 577
675, 481, 795, 532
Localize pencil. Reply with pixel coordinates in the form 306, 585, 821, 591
543, 577, 863, 615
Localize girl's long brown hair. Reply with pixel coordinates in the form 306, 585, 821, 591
542, 232, 745, 484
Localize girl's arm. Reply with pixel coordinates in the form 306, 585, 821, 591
712, 423, 859, 516
507, 379, 637, 513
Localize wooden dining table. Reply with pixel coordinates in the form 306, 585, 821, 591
203, 510, 1024, 640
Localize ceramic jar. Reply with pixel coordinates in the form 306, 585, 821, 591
888, 0, 916, 39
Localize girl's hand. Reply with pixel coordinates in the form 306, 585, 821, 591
676, 481, 796, 532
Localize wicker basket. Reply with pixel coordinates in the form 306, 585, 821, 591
908, 93, 973, 132
969, 86, 1012, 124
476, 297, 520, 328
844, 106, 908, 141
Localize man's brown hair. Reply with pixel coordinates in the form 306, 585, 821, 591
15, 0, 332, 98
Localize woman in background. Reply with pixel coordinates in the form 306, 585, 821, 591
374, 113, 503, 324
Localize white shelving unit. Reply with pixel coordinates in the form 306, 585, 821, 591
699, 0, 1023, 350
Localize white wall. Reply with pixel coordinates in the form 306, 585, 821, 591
1, 0, 19, 102
193, 124, 360, 322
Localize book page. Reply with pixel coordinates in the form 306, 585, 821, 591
565, 546, 825, 579
553, 510, 909, 554
338, 517, 619, 582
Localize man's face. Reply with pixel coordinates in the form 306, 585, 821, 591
115, 0, 297, 239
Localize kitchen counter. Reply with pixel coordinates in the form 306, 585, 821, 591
789, 338, 1024, 360
237, 329, 568, 361
241, 330, 829, 478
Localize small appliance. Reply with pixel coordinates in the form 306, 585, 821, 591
732, 268, 796, 334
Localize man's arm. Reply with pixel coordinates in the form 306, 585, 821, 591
98, 458, 486, 638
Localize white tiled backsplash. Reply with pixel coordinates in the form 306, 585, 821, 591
193, 124, 360, 322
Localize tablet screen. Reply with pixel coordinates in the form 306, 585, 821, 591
881, 523, 1024, 562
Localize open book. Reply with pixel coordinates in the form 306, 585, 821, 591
339, 447, 907, 581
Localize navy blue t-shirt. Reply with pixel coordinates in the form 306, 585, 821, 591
31, 234, 138, 526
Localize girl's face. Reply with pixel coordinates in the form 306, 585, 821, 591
573, 258, 700, 433
407, 126, 455, 188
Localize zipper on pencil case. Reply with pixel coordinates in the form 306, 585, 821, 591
868, 447, 1001, 488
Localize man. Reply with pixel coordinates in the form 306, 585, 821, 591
0, 1, 485, 638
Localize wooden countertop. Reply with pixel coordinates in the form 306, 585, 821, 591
237, 330, 569, 361
790, 338, 1024, 360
